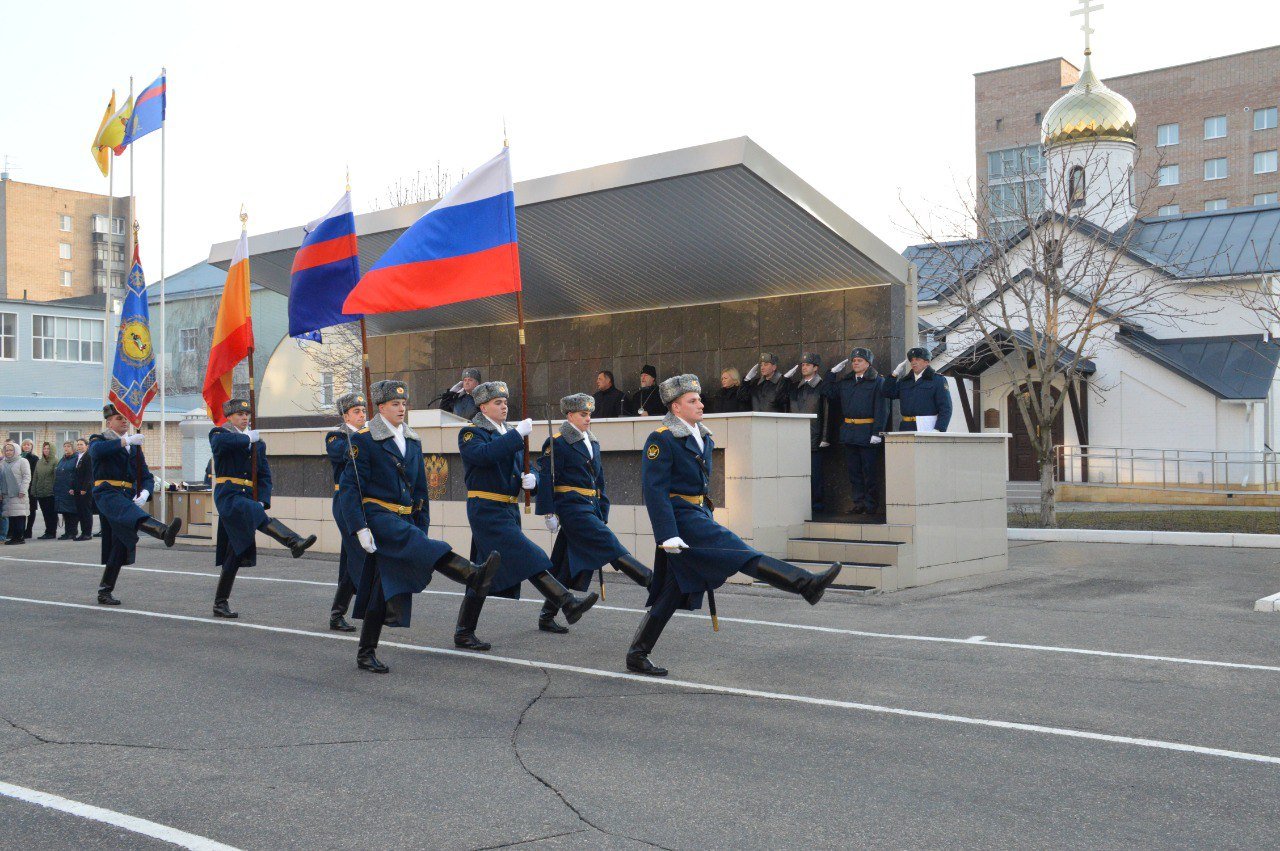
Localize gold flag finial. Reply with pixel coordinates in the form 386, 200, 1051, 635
239, 203, 247, 230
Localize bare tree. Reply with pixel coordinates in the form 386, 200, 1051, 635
903, 141, 1214, 527
291, 323, 365, 415
370, 161, 464, 211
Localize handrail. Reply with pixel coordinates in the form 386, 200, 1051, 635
1056, 444, 1280, 493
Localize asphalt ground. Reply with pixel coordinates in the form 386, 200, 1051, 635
1, 536, 1278, 849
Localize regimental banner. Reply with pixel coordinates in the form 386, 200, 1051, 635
109, 243, 158, 428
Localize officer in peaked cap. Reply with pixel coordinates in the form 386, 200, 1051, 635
743, 352, 790, 413
323, 391, 368, 632
629, 374, 842, 677
785, 352, 833, 513
533, 392, 652, 633
209, 398, 317, 619
823, 347, 889, 516
882, 346, 952, 433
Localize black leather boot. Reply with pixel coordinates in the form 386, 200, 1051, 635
213, 564, 239, 618
97, 560, 122, 605
258, 519, 317, 558
538, 598, 567, 633
329, 583, 356, 632
453, 591, 491, 651
434, 550, 501, 597
138, 516, 182, 547
625, 613, 670, 677
750, 555, 843, 605
610, 554, 654, 588
528, 571, 598, 625
357, 614, 388, 673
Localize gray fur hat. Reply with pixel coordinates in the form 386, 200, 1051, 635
800, 352, 821, 367
223, 398, 251, 417
849, 347, 874, 364
560, 393, 595, 415
758, 351, 779, 365
371, 380, 409, 406
472, 380, 510, 406
658, 373, 702, 406
907, 346, 930, 361
461, 367, 482, 383
336, 391, 367, 415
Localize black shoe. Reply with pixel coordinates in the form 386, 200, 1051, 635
330, 614, 356, 632
5, 538, 24, 545
259, 518, 316, 559
538, 613, 569, 634
625, 611, 672, 677
561, 591, 598, 625
610, 554, 654, 588
213, 600, 238, 619
528, 571, 598, 625
357, 649, 389, 673
97, 590, 121, 606
93, 532, 102, 538
138, 516, 182, 547
454, 593, 491, 651
58, 533, 73, 540
38, 533, 56, 540
626, 653, 668, 677
74, 535, 92, 541
434, 551, 501, 597
751, 555, 843, 605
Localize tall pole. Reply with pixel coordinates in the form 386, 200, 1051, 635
516, 289, 531, 513
158, 69, 168, 517
358, 318, 372, 401
103, 153, 114, 396
242, 207, 259, 501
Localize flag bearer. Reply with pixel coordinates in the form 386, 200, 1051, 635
534, 393, 652, 633
324, 391, 368, 632
89, 404, 183, 605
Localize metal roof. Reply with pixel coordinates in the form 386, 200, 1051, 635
208, 137, 909, 336
1114, 331, 1280, 400
937, 328, 1096, 378
903, 240, 993, 301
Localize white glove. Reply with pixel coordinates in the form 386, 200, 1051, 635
870, 435, 883, 445
133, 489, 150, 507
661, 536, 689, 553
450, 381, 464, 393
356, 527, 377, 553
514, 418, 534, 437
544, 515, 560, 533
893, 360, 909, 379
744, 364, 760, 381
819, 441, 830, 448
123, 433, 145, 446
245, 429, 261, 443
784, 364, 799, 379
521, 472, 537, 490
638, 408, 648, 417
832, 358, 850, 374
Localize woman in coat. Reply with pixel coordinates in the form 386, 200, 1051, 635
32, 441, 59, 539
707, 367, 751, 413
54, 441, 79, 539
1, 442, 32, 545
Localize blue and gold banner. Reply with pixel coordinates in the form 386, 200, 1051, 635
109, 242, 158, 428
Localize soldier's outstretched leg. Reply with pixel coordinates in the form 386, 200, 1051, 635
138, 515, 182, 548
358, 568, 389, 674
610, 554, 653, 588
454, 588, 490, 651
625, 575, 685, 677
329, 580, 356, 632
748, 555, 843, 605
528, 571, 598, 624
213, 553, 241, 619
258, 518, 317, 559
433, 551, 501, 597
538, 568, 590, 634
97, 543, 127, 606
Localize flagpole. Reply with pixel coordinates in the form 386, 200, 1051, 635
103, 153, 114, 397
242, 207, 259, 502
158, 69, 168, 518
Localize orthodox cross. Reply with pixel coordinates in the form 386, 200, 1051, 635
1070, 0, 1104, 54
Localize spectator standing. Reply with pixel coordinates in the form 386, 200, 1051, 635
2, 442, 31, 545
786, 353, 832, 513
624, 365, 661, 417
440, 367, 483, 420
743, 353, 790, 413
707, 368, 750, 413
592, 371, 627, 418
32, 442, 58, 539
73, 438, 94, 540
54, 441, 78, 539
824, 348, 888, 516
20, 440, 38, 539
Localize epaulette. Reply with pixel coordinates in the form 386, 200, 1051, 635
358, 427, 370, 434
655, 426, 669, 433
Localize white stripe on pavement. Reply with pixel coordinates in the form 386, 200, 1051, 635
4, 555, 1279, 675
0, 779, 241, 850
1, 592, 1279, 769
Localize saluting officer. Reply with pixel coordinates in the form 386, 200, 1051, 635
89, 404, 183, 605
824, 347, 889, 516
534, 393, 652, 633
629, 374, 843, 677
323, 391, 368, 632
338, 380, 500, 674
209, 398, 317, 619
882, 346, 952, 432
440, 367, 482, 420
786, 352, 832, 514
743, 352, 790, 413
458, 381, 599, 650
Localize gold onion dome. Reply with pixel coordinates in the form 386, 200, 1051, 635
1041, 51, 1136, 148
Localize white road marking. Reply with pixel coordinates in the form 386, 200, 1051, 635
0, 779, 241, 850
4, 555, 1280, 674
1, 592, 1278, 768
1255, 590, 1280, 613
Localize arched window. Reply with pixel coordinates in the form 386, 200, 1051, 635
1069, 166, 1086, 208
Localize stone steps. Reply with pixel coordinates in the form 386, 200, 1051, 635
786, 536, 903, 568
783, 558, 884, 592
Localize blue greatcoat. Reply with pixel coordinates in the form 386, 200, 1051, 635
641, 414, 759, 611
337, 415, 451, 627
324, 426, 365, 591
88, 431, 156, 566
459, 415, 551, 598
881, 365, 953, 431
822, 368, 888, 446
209, 427, 272, 568
534, 422, 626, 581
54, 455, 78, 515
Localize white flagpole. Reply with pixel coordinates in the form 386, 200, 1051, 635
158, 68, 168, 519
103, 152, 114, 396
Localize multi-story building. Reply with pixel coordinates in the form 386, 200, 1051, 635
0, 175, 132, 302
976, 44, 1280, 222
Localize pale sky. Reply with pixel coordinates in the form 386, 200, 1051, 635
0, 0, 1270, 280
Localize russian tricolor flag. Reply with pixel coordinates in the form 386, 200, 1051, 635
289, 191, 361, 339
343, 148, 520, 314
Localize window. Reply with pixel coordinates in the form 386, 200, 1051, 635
1158, 204, 1181, 216
1069, 166, 1086, 208
92, 215, 125, 235
57, 430, 80, 445
1204, 158, 1228, 180
988, 181, 1044, 218
987, 145, 1044, 179
178, 328, 201, 353
1256, 192, 1279, 206
7, 431, 34, 446
1256, 107, 1279, 131
60, 271, 72, 288
31, 314, 104, 363
1255, 150, 1279, 174
58, 242, 71, 260
1204, 115, 1227, 139
93, 243, 124, 265
321, 371, 335, 406
1158, 164, 1180, 185
995, 118, 1003, 132
0, 313, 15, 360
1157, 123, 1180, 146
59, 214, 72, 232
1205, 199, 1228, 212
1034, 111, 1042, 125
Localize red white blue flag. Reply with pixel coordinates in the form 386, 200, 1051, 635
289, 190, 361, 340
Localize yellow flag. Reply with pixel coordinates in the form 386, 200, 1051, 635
94, 95, 134, 157
91, 92, 116, 176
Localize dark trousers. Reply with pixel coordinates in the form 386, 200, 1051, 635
37, 497, 56, 536
842, 443, 882, 512
6, 522, 24, 543
641, 569, 689, 651
75, 494, 93, 536
60, 512, 79, 537
359, 561, 387, 651
25, 496, 37, 537
811, 449, 827, 512
100, 540, 129, 591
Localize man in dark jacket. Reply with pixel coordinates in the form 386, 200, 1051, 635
624, 364, 661, 417
73, 438, 94, 540
439, 367, 482, 420
592, 371, 627, 418
20, 440, 38, 539
824, 347, 888, 515
882, 347, 952, 433
786, 353, 832, 513
743, 352, 789, 413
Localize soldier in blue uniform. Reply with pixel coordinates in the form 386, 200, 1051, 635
323, 391, 367, 632
628, 374, 844, 677
338, 380, 500, 674
458, 381, 598, 650
824, 347, 889, 515
534, 393, 652, 633
882, 346, 953, 432
209, 398, 317, 619
89, 404, 183, 605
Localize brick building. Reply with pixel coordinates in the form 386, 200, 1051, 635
976, 45, 1280, 221
0, 175, 131, 302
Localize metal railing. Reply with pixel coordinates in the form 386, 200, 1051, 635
1057, 445, 1280, 494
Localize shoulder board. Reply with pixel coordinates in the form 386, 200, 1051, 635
357, 427, 370, 434
655, 426, 669, 433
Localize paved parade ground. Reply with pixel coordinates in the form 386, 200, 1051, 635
1, 538, 1278, 849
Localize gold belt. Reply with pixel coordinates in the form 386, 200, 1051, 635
95, 479, 133, 490
844, 418, 874, 424
214, 476, 255, 488
333, 483, 340, 492
901, 416, 916, 422
554, 485, 601, 497
468, 490, 519, 504
670, 493, 704, 505
362, 497, 412, 515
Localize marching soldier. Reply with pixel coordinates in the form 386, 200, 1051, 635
743, 353, 790, 413
785, 352, 832, 513
209, 399, 317, 619
824, 348, 888, 516
337, 379, 501, 674
89, 404, 183, 605
323, 391, 368, 632
882, 347, 953, 432
628, 374, 843, 677
534, 393, 652, 633
458, 381, 599, 649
